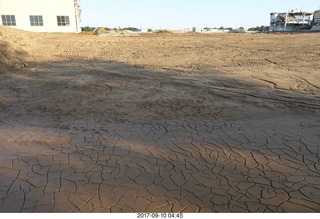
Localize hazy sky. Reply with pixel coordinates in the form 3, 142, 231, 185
80, 0, 320, 29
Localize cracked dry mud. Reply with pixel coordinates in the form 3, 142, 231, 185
1, 27, 320, 212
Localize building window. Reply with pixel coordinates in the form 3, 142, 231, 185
57, 16, 70, 26
30, 15, 43, 26
1, 15, 16, 26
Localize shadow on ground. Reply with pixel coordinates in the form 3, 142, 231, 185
0, 58, 320, 212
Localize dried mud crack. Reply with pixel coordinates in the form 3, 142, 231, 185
0, 26, 320, 212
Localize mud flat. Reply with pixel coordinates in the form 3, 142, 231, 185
0, 26, 320, 212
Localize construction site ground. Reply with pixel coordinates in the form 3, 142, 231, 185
1, 26, 320, 212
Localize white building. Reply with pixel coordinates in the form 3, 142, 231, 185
311, 10, 320, 31
270, 11, 313, 32
0, 0, 81, 32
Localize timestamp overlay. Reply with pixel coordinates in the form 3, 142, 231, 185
137, 213, 184, 219
3, 213, 317, 219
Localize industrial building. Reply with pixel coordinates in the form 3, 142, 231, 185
311, 10, 320, 31
270, 10, 320, 32
0, 0, 81, 32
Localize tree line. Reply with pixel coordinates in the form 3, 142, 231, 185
81, 25, 271, 33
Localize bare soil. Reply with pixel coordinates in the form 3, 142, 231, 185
2, 26, 320, 122
1, 25, 320, 212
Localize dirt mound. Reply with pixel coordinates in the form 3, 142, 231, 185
0, 25, 35, 46
0, 26, 31, 73
94, 27, 107, 34
0, 41, 21, 74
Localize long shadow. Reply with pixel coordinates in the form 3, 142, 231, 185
2, 58, 320, 123
0, 58, 320, 212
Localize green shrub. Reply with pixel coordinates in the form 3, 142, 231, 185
81, 26, 96, 32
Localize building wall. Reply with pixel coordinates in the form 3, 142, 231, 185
270, 12, 315, 32
0, 0, 80, 32
311, 10, 320, 31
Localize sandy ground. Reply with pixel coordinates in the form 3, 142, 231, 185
1, 26, 320, 212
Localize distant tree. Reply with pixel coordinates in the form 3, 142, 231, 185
261, 26, 270, 32
123, 27, 140, 32
147, 28, 153, 32
248, 26, 270, 32
81, 26, 95, 32
218, 26, 233, 31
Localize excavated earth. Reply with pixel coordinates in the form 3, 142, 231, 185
1, 26, 320, 212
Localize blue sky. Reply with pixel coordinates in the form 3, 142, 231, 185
80, 0, 320, 29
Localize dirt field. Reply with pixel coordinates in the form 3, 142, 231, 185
1, 26, 320, 212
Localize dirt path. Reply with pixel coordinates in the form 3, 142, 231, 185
1, 26, 320, 212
